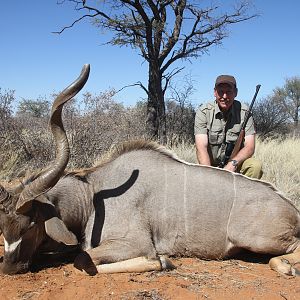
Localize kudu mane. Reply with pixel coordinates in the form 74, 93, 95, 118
67, 140, 184, 179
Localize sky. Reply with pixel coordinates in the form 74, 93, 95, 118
1, 1, 300, 109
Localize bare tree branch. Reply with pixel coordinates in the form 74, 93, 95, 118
162, 67, 184, 94
116, 82, 148, 95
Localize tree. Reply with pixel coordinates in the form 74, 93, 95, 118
57, 0, 256, 143
273, 77, 300, 134
17, 98, 50, 118
0, 88, 15, 132
252, 95, 289, 138
166, 74, 196, 144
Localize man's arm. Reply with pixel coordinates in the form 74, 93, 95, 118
224, 134, 255, 172
195, 134, 211, 166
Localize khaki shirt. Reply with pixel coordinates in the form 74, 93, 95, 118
194, 100, 256, 166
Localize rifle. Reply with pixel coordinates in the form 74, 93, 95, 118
219, 84, 261, 168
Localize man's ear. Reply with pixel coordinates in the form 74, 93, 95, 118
214, 88, 217, 98
44, 217, 78, 245
235, 88, 238, 97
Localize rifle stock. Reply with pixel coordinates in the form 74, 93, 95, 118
230, 129, 245, 160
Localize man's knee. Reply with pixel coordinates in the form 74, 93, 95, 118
240, 158, 263, 179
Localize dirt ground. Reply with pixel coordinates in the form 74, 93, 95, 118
0, 240, 300, 300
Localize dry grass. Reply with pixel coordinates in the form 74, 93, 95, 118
168, 141, 197, 164
255, 137, 300, 207
171, 137, 300, 208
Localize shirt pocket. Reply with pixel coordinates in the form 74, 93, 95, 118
209, 126, 224, 145
226, 124, 241, 142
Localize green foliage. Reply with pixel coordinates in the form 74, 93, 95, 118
252, 96, 289, 138
252, 76, 300, 138
17, 98, 50, 118
273, 76, 300, 130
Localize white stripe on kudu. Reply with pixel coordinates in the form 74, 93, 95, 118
4, 237, 22, 253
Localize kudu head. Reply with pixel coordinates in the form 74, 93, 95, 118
0, 64, 90, 274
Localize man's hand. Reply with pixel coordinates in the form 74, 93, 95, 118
223, 134, 256, 172
224, 162, 237, 172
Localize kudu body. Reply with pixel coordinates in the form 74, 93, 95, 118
0, 65, 300, 276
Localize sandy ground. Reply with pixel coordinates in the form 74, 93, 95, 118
0, 239, 300, 300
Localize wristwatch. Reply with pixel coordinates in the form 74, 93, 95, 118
230, 159, 239, 168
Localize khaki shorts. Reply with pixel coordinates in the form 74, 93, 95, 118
239, 158, 263, 179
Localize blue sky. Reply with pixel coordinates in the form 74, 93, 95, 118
1, 1, 300, 108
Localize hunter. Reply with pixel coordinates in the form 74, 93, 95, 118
194, 75, 262, 179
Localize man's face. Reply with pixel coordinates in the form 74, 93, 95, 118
214, 83, 237, 111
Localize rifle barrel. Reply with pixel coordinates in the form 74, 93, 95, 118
248, 84, 261, 112
243, 84, 261, 130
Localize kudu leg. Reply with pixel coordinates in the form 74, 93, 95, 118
74, 238, 175, 275
96, 256, 174, 274
269, 250, 300, 276
74, 253, 174, 275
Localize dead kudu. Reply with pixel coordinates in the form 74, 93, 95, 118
0, 65, 300, 277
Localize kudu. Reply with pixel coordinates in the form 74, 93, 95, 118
0, 65, 300, 277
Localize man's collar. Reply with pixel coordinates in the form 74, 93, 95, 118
214, 101, 233, 120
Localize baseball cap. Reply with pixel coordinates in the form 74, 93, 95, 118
215, 75, 237, 88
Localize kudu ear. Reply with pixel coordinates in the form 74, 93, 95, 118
16, 194, 55, 215
26, 199, 78, 246
44, 217, 78, 246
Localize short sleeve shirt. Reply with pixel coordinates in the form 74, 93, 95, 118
194, 100, 256, 166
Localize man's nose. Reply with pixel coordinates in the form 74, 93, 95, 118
222, 92, 228, 98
